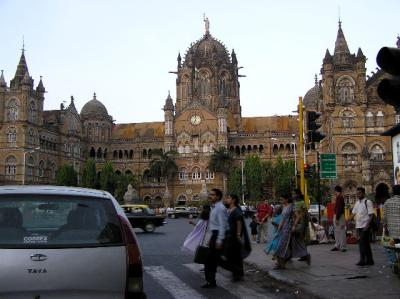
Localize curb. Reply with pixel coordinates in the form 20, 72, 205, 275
244, 260, 324, 299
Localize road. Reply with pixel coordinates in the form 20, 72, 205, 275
135, 218, 306, 299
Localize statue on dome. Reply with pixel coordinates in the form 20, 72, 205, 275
203, 14, 210, 34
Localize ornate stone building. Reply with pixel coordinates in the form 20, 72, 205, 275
303, 22, 396, 204
0, 22, 299, 206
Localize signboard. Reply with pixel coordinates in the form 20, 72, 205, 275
320, 153, 337, 179
392, 133, 400, 184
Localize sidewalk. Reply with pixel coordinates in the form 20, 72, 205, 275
245, 242, 400, 299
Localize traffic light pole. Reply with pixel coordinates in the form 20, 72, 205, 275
316, 151, 321, 223
299, 97, 306, 199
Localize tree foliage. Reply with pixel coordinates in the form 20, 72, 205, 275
244, 155, 264, 202
228, 167, 242, 199
273, 156, 295, 199
208, 147, 234, 175
149, 149, 178, 181
56, 164, 78, 187
100, 161, 116, 194
81, 159, 97, 189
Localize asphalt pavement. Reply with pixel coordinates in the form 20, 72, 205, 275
135, 218, 314, 299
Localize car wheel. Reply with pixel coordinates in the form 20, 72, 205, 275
144, 222, 156, 233
188, 214, 193, 219
170, 214, 176, 219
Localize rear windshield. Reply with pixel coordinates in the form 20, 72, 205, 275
0, 194, 123, 249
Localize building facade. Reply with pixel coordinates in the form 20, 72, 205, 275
0, 23, 299, 206
303, 22, 397, 204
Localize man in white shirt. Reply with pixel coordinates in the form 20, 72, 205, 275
202, 188, 228, 288
350, 187, 375, 266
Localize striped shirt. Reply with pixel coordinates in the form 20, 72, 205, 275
383, 195, 400, 239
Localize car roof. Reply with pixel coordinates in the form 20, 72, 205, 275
0, 185, 112, 199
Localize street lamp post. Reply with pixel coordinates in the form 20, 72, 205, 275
21, 147, 40, 185
292, 133, 297, 187
241, 160, 245, 205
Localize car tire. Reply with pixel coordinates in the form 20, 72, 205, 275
188, 214, 193, 219
144, 222, 156, 233
170, 214, 176, 219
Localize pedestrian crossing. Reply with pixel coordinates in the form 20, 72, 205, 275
144, 263, 272, 299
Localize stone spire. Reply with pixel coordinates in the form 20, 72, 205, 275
323, 49, 333, 64
333, 21, 350, 64
231, 49, 237, 65
356, 47, 366, 62
12, 49, 29, 85
0, 70, 6, 88
22, 71, 32, 86
36, 76, 45, 92
177, 52, 181, 69
163, 91, 174, 111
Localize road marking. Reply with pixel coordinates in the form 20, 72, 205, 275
184, 263, 270, 299
144, 265, 206, 299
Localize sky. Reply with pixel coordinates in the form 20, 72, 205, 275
0, 0, 399, 123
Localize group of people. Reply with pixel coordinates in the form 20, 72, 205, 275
182, 189, 251, 288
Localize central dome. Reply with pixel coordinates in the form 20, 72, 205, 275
81, 93, 109, 116
183, 33, 231, 66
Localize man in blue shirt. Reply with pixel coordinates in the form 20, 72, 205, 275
202, 188, 228, 288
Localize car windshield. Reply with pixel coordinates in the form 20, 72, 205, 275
0, 194, 123, 249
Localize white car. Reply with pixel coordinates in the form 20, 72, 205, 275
0, 185, 145, 298
308, 204, 326, 217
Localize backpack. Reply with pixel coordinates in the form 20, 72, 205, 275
364, 200, 379, 232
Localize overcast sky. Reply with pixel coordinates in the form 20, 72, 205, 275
0, 0, 399, 123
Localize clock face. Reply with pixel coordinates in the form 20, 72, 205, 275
190, 115, 201, 125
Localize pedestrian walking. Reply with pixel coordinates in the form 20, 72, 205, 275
331, 185, 347, 252
249, 216, 258, 243
256, 198, 272, 243
224, 194, 251, 282
349, 187, 375, 266
265, 205, 283, 256
202, 188, 228, 288
382, 185, 400, 271
292, 189, 311, 264
274, 194, 294, 269
182, 205, 211, 255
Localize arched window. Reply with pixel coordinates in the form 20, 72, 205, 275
203, 143, 209, 153
370, 144, 384, 161
337, 78, 355, 104
97, 148, 102, 159
205, 169, 215, 180
192, 194, 200, 201
27, 156, 34, 177
89, 147, 96, 158
366, 111, 374, 127
178, 144, 184, 154
184, 144, 191, 154
341, 142, 358, 171
199, 72, 210, 98
119, 150, 123, 159
38, 160, 45, 177
376, 111, 384, 127
129, 150, 134, 159
7, 127, 17, 146
28, 129, 34, 145
6, 99, 19, 122
340, 109, 356, 128
28, 101, 37, 123
178, 167, 188, 181
143, 169, 151, 183
192, 167, 201, 180
5, 155, 17, 180
50, 162, 56, 180
209, 143, 214, 152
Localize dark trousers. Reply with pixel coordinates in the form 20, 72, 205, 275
357, 229, 374, 263
204, 231, 230, 285
224, 237, 244, 279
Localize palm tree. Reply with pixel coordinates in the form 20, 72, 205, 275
149, 149, 178, 205
208, 147, 234, 195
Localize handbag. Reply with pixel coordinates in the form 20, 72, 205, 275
194, 221, 210, 264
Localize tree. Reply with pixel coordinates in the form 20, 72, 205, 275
149, 149, 178, 205
81, 159, 97, 189
100, 161, 116, 194
244, 155, 264, 202
208, 147, 234, 195
273, 156, 295, 199
228, 167, 242, 199
262, 160, 274, 198
56, 164, 78, 187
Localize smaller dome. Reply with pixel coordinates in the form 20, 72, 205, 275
81, 93, 109, 116
303, 77, 321, 109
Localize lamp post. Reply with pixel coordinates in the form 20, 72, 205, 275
292, 133, 297, 187
241, 159, 245, 205
21, 147, 40, 185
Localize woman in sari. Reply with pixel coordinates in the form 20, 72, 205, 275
224, 194, 251, 281
274, 194, 294, 269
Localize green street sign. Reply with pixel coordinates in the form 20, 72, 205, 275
320, 153, 337, 179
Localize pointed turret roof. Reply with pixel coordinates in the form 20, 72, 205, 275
163, 91, 174, 111
22, 71, 32, 86
10, 49, 29, 88
333, 21, 351, 64
231, 49, 237, 65
323, 49, 333, 64
0, 70, 6, 88
36, 76, 45, 92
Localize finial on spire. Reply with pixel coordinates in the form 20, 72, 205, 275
22, 36, 25, 54
396, 35, 400, 49
93, 92, 97, 100
338, 6, 341, 28
203, 13, 210, 35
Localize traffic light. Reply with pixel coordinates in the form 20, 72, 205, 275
306, 111, 325, 148
376, 47, 400, 110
